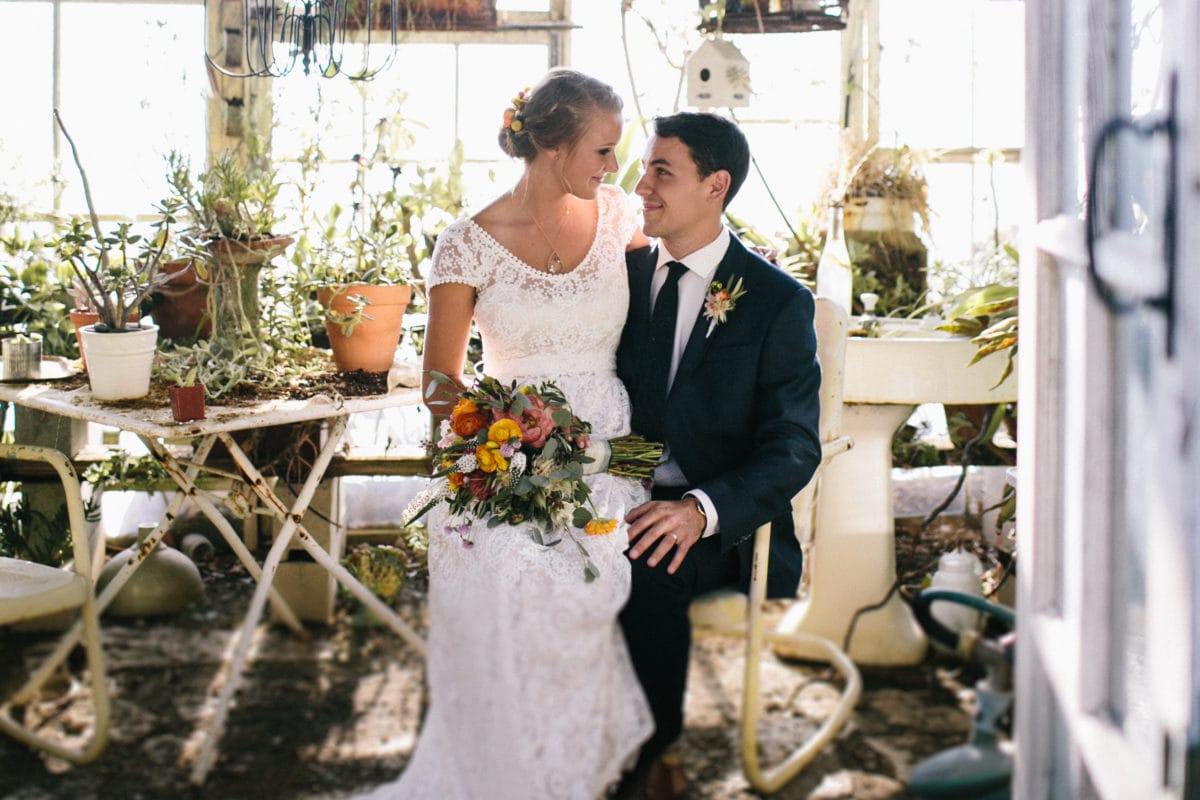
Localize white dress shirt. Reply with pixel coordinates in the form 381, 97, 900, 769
648, 230, 730, 538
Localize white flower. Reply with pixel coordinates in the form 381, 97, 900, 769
510, 452, 527, 477
455, 453, 478, 473
400, 478, 453, 526
437, 419, 457, 448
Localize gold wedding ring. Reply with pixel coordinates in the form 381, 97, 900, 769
670, 533, 678, 543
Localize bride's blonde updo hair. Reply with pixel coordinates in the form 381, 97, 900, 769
498, 68, 623, 162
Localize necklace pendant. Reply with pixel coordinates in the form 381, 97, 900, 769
547, 252, 564, 274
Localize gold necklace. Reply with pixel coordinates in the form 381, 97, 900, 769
528, 204, 571, 274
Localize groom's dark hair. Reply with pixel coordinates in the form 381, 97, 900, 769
653, 112, 750, 209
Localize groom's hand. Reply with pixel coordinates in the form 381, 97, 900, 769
625, 499, 706, 574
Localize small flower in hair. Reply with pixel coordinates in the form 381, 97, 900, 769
502, 86, 532, 133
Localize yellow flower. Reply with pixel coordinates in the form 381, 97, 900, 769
511, 119, 523, 132
475, 442, 508, 473
584, 518, 618, 536
488, 418, 523, 445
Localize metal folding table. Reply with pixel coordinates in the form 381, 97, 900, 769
0, 379, 427, 784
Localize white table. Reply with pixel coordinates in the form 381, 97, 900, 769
0, 379, 427, 783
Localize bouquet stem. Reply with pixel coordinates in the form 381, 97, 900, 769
605, 435, 663, 480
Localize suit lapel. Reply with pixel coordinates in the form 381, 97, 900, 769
626, 246, 656, 332
673, 232, 744, 381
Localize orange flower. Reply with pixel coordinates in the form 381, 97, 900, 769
475, 442, 508, 473
451, 398, 487, 437
488, 418, 523, 445
584, 518, 618, 536
448, 472, 465, 488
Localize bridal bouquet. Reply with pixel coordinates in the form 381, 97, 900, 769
403, 373, 662, 582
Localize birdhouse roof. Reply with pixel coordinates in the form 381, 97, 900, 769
693, 39, 749, 64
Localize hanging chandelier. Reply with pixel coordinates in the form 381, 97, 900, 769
207, 0, 400, 81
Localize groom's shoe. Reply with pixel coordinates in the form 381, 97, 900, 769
611, 754, 688, 800
645, 753, 688, 800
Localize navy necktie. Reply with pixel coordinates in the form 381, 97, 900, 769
637, 261, 687, 442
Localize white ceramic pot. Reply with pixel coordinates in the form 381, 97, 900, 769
79, 323, 159, 400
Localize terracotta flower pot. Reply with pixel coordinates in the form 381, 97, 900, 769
69, 310, 99, 367
151, 259, 211, 341
318, 283, 412, 373
169, 384, 206, 422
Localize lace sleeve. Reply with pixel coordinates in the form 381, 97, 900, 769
427, 219, 488, 290
601, 184, 640, 248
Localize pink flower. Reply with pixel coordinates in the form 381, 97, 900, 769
499, 395, 559, 450
524, 396, 561, 448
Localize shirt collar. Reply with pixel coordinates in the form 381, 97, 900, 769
655, 228, 730, 281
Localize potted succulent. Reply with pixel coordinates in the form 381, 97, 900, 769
165, 145, 293, 347
836, 142, 931, 235
53, 111, 178, 400
157, 346, 206, 422
821, 138, 933, 314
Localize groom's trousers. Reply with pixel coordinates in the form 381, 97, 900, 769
620, 485, 740, 765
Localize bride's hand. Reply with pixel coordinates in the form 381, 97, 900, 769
749, 244, 779, 264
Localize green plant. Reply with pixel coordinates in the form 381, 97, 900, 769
939, 282, 1019, 387
54, 215, 176, 332
0, 228, 78, 355
166, 145, 283, 243
292, 111, 464, 308
81, 450, 171, 493
0, 487, 73, 567
832, 140, 932, 232
156, 345, 202, 388
53, 109, 181, 332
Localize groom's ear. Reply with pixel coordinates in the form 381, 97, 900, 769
705, 169, 732, 206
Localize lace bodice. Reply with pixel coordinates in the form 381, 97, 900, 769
427, 184, 638, 437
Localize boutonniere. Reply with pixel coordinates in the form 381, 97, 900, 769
703, 276, 747, 337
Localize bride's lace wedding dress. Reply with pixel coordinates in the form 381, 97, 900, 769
360, 185, 653, 800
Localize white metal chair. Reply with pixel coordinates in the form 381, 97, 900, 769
688, 297, 862, 794
0, 442, 110, 763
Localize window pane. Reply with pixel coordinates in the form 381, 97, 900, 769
57, 3, 207, 216
879, 1, 1024, 150
0, 3, 54, 210
457, 43, 551, 162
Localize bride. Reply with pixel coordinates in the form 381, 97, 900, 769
357, 69, 653, 799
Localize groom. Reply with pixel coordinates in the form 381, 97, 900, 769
616, 112, 823, 798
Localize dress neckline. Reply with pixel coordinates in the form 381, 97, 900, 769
467, 191, 605, 277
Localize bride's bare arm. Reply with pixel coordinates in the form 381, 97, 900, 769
422, 282, 476, 417
627, 226, 649, 251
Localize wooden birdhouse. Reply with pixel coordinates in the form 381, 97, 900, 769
686, 39, 751, 110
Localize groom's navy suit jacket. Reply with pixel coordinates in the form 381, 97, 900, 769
617, 234, 823, 598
